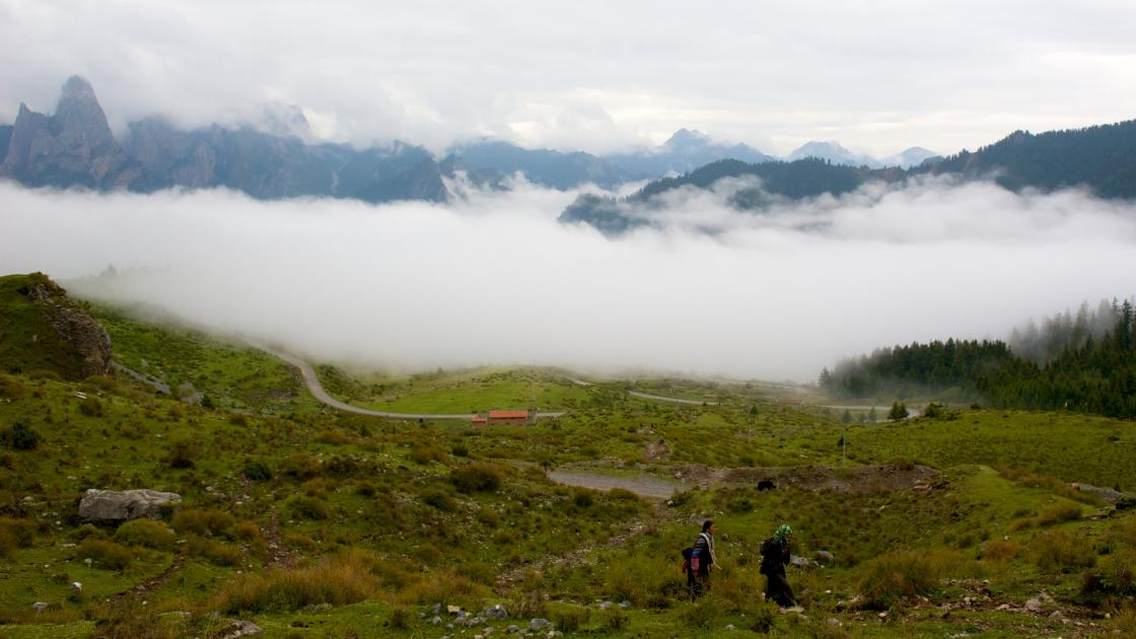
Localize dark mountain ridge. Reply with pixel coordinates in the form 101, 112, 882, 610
560, 118, 1136, 234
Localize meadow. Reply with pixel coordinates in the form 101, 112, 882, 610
0, 284, 1133, 637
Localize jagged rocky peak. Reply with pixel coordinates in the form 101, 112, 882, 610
54, 75, 114, 149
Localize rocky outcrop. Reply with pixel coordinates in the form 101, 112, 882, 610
1, 272, 112, 379
0, 76, 449, 204
0, 76, 130, 188
78, 488, 181, 522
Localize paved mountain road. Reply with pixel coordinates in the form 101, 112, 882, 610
265, 348, 566, 421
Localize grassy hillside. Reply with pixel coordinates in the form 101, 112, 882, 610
0, 273, 109, 380
0, 289, 1133, 637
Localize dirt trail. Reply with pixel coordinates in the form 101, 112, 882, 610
549, 470, 688, 499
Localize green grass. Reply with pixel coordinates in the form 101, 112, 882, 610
2, 282, 1136, 637
317, 365, 592, 413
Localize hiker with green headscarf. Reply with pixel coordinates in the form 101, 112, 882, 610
759, 523, 797, 608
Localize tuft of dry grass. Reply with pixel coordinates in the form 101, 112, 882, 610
856, 550, 951, 609
1030, 530, 1096, 574
214, 552, 376, 613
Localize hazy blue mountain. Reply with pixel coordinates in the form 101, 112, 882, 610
562, 119, 1136, 235
605, 128, 776, 178
882, 146, 939, 169
441, 140, 628, 189
786, 140, 881, 168
0, 76, 448, 204
560, 158, 869, 234
0, 124, 12, 162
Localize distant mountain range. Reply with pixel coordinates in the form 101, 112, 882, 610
560, 119, 1136, 234
0, 76, 449, 203
1, 76, 1132, 215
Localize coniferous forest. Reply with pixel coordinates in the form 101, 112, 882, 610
821, 300, 1136, 419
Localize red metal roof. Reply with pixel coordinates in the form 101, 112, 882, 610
488, 410, 528, 419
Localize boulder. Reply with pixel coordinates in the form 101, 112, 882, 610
78, 488, 181, 522
220, 620, 263, 639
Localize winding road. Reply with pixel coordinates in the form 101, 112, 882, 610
266, 348, 567, 421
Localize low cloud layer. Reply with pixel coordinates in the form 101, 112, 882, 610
1, 181, 1134, 381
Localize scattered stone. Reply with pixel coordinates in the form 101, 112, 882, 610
598, 600, 613, 610
619, 600, 631, 608
1024, 592, 1054, 613
220, 620, 263, 639
789, 554, 812, 569
447, 604, 462, 614
432, 616, 442, 625
530, 618, 552, 631
506, 624, 520, 633
32, 602, 49, 613
485, 603, 509, 620
725, 623, 736, 630
78, 488, 181, 522
814, 550, 835, 565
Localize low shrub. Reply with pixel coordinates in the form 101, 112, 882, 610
979, 539, 1021, 562
241, 460, 272, 481
288, 495, 331, 520
1037, 502, 1082, 526
172, 508, 235, 537
748, 601, 778, 633
857, 550, 946, 609
1031, 530, 1096, 574
410, 445, 446, 465
214, 552, 376, 613
114, 520, 175, 550
1, 422, 41, 450
0, 375, 26, 399
279, 453, 322, 480
165, 438, 198, 469
680, 595, 723, 628
79, 396, 104, 417
0, 517, 37, 556
234, 521, 263, 542
78, 539, 134, 571
450, 463, 502, 493
549, 604, 589, 631
422, 490, 457, 512
188, 536, 242, 566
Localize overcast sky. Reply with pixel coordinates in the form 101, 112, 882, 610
2, 1, 1134, 156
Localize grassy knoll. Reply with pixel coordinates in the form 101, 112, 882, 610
315, 365, 592, 413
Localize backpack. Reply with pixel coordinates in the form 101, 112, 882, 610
680, 546, 693, 574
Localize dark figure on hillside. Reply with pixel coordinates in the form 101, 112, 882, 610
759, 523, 797, 608
685, 519, 717, 600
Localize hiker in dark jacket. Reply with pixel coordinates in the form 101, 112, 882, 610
687, 519, 717, 599
759, 523, 797, 608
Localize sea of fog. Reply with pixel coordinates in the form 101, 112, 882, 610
1, 178, 1134, 381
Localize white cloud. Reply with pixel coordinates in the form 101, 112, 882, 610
1, 181, 1134, 380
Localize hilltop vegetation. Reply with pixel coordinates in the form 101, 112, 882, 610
821, 299, 1136, 419
0, 273, 1133, 637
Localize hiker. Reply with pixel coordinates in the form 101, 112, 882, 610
759, 523, 797, 609
686, 519, 717, 599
